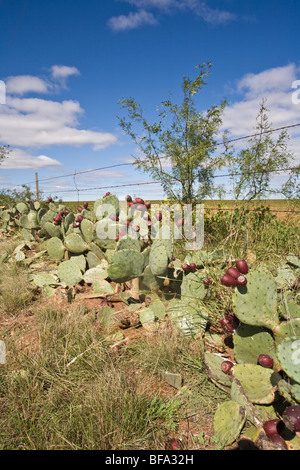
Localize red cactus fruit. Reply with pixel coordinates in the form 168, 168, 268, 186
134, 197, 144, 205
221, 273, 237, 287
236, 259, 249, 274
221, 361, 234, 374
181, 263, 190, 272
282, 405, 300, 432
263, 419, 285, 437
236, 275, 247, 286
165, 438, 182, 450
226, 267, 240, 279
220, 316, 235, 333
257, 354, 274, 369
189, 263, 197, 272
269, 434, 288, 449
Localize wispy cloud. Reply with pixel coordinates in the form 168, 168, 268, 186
6, 75, 50, 96
108, 9, 158, 31
108, 0, 237, 31
1, 149, 62, 170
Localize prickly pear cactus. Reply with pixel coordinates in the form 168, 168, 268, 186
233, 324, 277, 366
80, 218, 94, 243
232, 364, 280, 405
213, 400, 246, 448
57, 260, 83, 286
232, 271, 279, 330
107, 249, 145, 283
149, 239, 169, 276
277, 338, 300, 383
64, 233, 88, 254
180, 270, 207, 301
46, 237, 65, 260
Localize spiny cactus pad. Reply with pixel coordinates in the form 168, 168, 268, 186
69, 254, 87, 272
139, 265, 163, 292
46, 237, 65, 261
116, 237, 141, 252
232, 364, 280, 404
64, 233, 88, 254
276, 337, 300, 383
273, 319, 300, 345
168, 299, 208, 337
80, 218, 94, 243
180, 271, 207, 301
232, 271, 279, 330
57, 260, 83, 286
213, 400, 246, 448
149, 240, 169, 276
32, 272, 58, 288
86, 251, 102, 269
83, 264, 108, 284
204, 352, 232, 387
107, 249, 144, 283
233, 324, 277, 365
44, 221, 62, 239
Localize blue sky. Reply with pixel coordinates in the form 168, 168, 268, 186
0, 0, 300, 201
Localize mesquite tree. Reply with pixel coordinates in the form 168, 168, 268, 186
118, 63, 227, 203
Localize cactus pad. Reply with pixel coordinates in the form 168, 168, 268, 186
149, 240, 169, 276
64, 233, 88, 254
233, 324, 277, 365
276, 337, 300, 383
232, 271, 279, 330
232, 364, 280, 404
180, 271, 207, 301
57, 260, 83, 286
108, 249, 144, 283
213, 400, 246, 448
46, 237, 65, 260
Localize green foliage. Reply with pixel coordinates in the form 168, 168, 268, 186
118, 63, 227, 203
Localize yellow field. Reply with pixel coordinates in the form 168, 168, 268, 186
64, 199, 300, 222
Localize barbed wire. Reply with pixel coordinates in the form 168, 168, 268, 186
22, 122, 300, 186
40, 166, 299, 194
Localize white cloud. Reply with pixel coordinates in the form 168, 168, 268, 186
1, 148, 62, 170
6, 75, 50, 95
50, 65, 80, 80
109, 0, 237, 31
237, 64, 298, 99
0, 65, 118, 175
0, 95, 117, 150
221, 63, 300, 165
108, 9, 158, 31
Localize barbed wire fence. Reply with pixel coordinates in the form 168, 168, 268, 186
3, 122, 300, 214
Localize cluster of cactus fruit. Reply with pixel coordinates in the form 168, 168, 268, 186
207, 257, 300, 449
